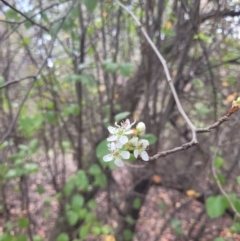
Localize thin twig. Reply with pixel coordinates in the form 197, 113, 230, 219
149, 110, 238, 161
211, 151, 240, 219
115, 0, 197, 143
0, 0, 78, 145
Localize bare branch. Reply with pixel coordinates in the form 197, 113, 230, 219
115, 0, 198, 143
149, 109, 239, 161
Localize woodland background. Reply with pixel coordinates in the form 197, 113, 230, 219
0, 0, 240, 240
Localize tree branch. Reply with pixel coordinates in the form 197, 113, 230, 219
115, 0, 198, 144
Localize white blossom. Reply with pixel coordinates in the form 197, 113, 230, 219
103, 142, 130, 167
131, 137, 149, 161
104, 120, 150, 167
136, 122, 146, 134
106, 119, 136, 145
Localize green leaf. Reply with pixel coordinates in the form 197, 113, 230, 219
170, 219, 183, 235
119, 63, 135, 77
29, 139, 38, 153
68, 211, 79, 226
63, 104, 80, 117
56, 233, 69, 241
44, 197, 51, 206
33, 235, 44, 241
83, 0, 98, 13
15, 235, 28, 241
71, 194, 84, 210
78, 208, 88, 220
92, 226, 101, 235
114, 111, 130, 122
206, 195, 228, 218
87, 200, 97, 209
101, 226, 111, 235
237, 176, 240, 185
194, 102, 210, 116
5, 169, 18, 179
79, 224, 90, 239
214, 157, 224, 168
93, 173, 107, 188
19, 115, 43, 137
37, 185, 45, 195
24, 163, 38, 173
234, 199, 240, 212
64, 74, 96, 87
61, 141, 71, 149
123, 229, 133, 241
102, 60, 119, 74
88, 164, 101, 175
21, 37, 31, 46
76, 170, 89, 190
18, 218, 29, 228
96, 140, 108, 161
5, 9, 21, 20
133, 198, 141, 209
192, 78, 204, 89
0, 76, 4, 86
230, 222, 240, 233
217, 173, 225, 185
6, 221, 13, 231
214, 238, 225, 241
44, 111, 57, 124
64, 179, 75, 197
141, 134, 157, 145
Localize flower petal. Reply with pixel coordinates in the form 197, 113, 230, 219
120, 151, 130, 159
140, 151, 149, 161
108, 126, 116, 134
130, 137, 138, 145
119, 135, 128, 144
103, 154, 113, 162
125, 130, 133, 135
110, 142, 116, 151
107, 135, 117, 142
134, 149, 139, 158
114, 158, 124, 167
141, 139, 149, 147
115, 141, 123, 149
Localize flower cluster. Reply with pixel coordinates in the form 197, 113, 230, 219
103, 120, 149, 167
230, 97, 240, 114
232, 97, 240, 108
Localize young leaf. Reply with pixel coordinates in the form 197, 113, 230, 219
71, 194, 85, 210
133, 198, 141, 209
18, 217, 29, 228
68, 211, 79, 226
206, 195, 228, 218
119, 63, 135, 77
141, 134, 157, 145
214, 157, 224, 168
56, 233, 69, 241
237, 176, 240, 185
123, 229, 133, 241
214, 238, 225, 241
83, 0, 98, 13
102, 60, 119, 74
79, 224, 90, 239
114, 112, 130, 122
88, 164, 101, 175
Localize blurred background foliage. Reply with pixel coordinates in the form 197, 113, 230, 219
0, 0, 240, 240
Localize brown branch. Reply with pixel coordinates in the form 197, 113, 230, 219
0, 0, 48, 31
201, 9, 240, 22
149, 109, 239, 161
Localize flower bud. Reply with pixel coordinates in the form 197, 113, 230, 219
136, 122, 146, 134
236, 97, 240, 104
